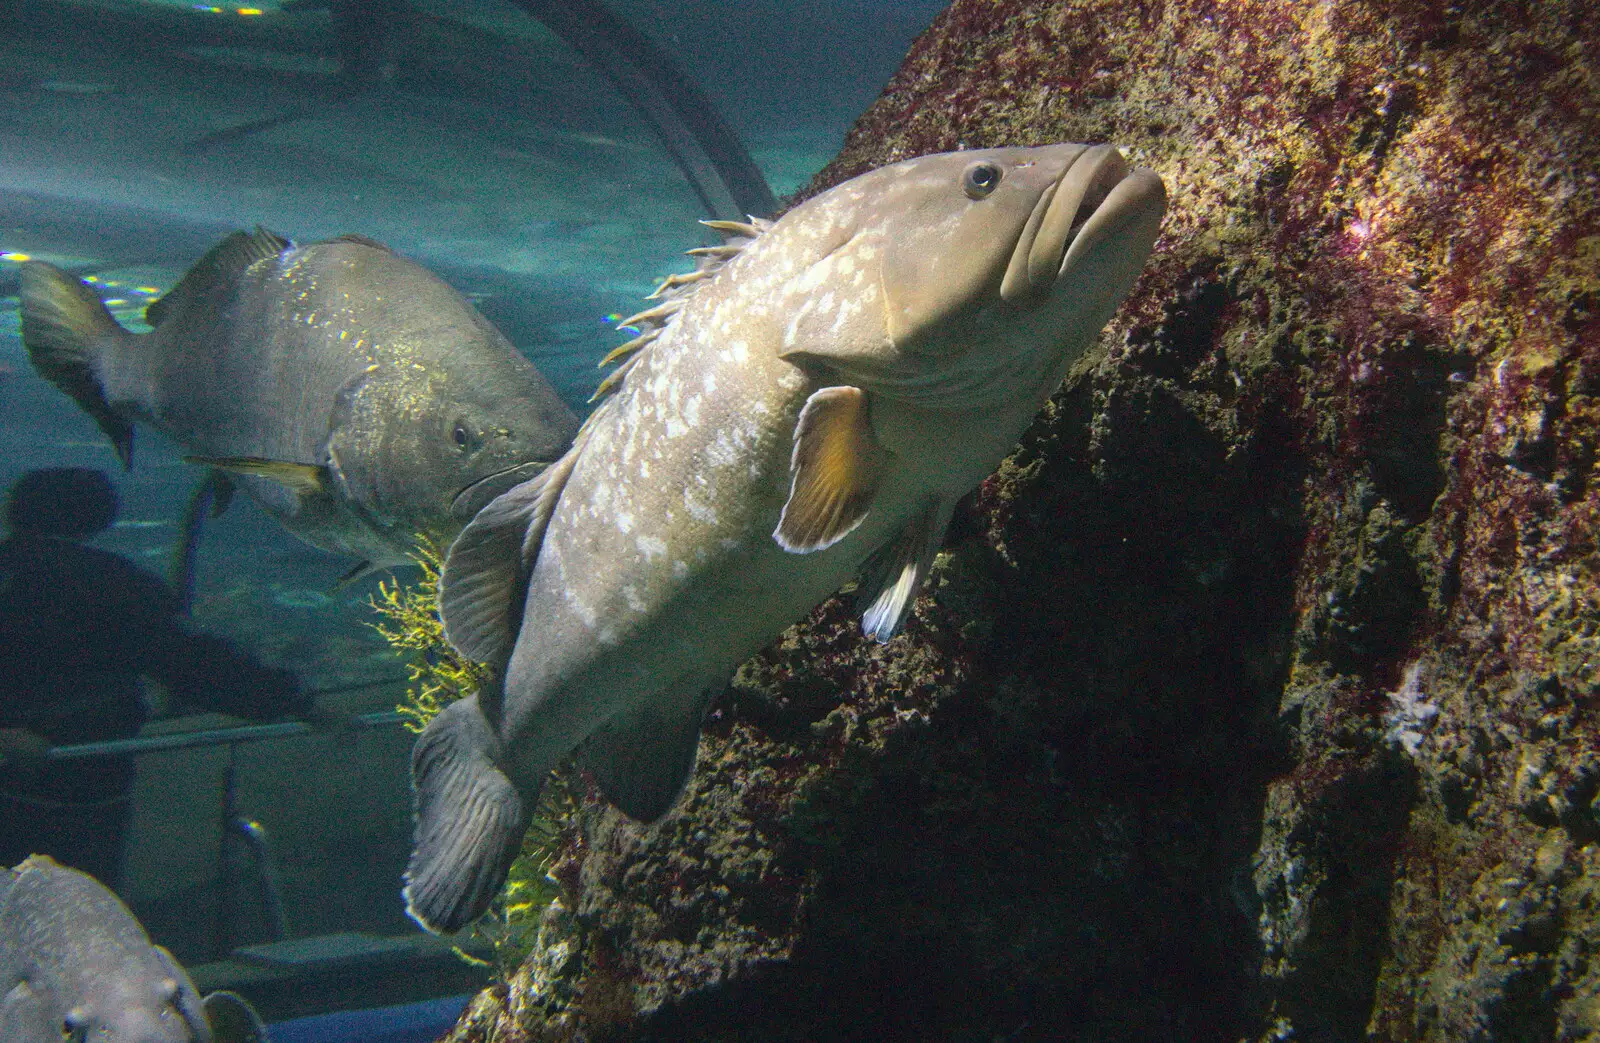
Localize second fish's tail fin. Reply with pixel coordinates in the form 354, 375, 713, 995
404, 696, 533, 935
19, 262, 135, 467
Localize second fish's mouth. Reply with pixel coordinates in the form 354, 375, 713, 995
999, 145, 1133, 304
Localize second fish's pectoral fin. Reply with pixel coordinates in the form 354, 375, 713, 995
185, 456, 332, 497
858, 496, 956, 643
576, 684, 719, 822
440, 436, 586, 667
774, 385, 886, 553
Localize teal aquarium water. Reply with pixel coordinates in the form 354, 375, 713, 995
0, 0, 942, 1023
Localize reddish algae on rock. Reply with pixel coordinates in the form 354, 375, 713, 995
445, 0, 1599, 1038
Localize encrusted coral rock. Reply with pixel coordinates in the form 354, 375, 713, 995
444, 0, 1599, 1038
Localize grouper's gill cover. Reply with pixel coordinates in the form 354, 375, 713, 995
406, 144, 1167, 933
18, 230, 579, 568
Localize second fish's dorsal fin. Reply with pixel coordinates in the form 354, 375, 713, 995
146, 227, 288, 327
439, 404, 607, 666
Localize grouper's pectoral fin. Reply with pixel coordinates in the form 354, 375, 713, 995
404, 696, 532, 934
858, 495, 957, 643
185, 455, 331, 497
774, 385, 887, 553
440, 446, 575, 666
440, 404, 604, 666
576, 682, 720, 822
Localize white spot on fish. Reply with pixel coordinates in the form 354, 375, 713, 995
672, 560, 689, 580
684, 489, 717, 525
636, 535, 667, 560
567, 591, 597, 628
708, 431, 738, 467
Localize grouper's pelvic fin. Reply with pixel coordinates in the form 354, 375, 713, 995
575, 682, 720, 821
858, 495, 957, 642
404, 697, 532, 934
145, 227, 287, 327
774, 385, 887, 553
18, 261, 136, 468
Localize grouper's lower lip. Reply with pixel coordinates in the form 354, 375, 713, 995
451, 460, 551, 521
999, 145, 1134, 303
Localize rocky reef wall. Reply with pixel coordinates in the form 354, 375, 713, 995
445, 0, 1600, 1038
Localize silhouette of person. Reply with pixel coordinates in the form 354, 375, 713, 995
0, 468, 314, 887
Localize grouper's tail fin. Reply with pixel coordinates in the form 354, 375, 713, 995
404, 697, 533, 934
19, 262, 135, 468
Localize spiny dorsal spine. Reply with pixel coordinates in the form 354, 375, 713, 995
589, 216, 769, 403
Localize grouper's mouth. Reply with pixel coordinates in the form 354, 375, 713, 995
999, 145, 1167, 304
451, 459, 551, 521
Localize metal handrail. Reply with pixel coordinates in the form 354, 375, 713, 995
45, 710, 406, 761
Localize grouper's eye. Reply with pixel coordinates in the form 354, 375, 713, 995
963, 162, 1003, 200
452, 421, 475, 451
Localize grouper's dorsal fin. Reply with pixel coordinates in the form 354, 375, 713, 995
588, 216, 768, 404
774, 385, 887, 553
146, 227, 287, 327
857, 495, 956, 642
439, 404, 607, 665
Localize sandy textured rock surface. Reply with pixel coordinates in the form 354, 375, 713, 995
443, 0, 1599, 1039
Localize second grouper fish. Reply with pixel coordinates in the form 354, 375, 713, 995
19, 230, 579, 568
407, 144, 1167, 932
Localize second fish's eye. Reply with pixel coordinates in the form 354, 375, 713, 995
963, 162, 1002, 199
453, 422, 472, 449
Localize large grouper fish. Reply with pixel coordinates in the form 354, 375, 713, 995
406, 143, 1167, 932
19, 230, 579, 569
1, 855, 268, 1042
